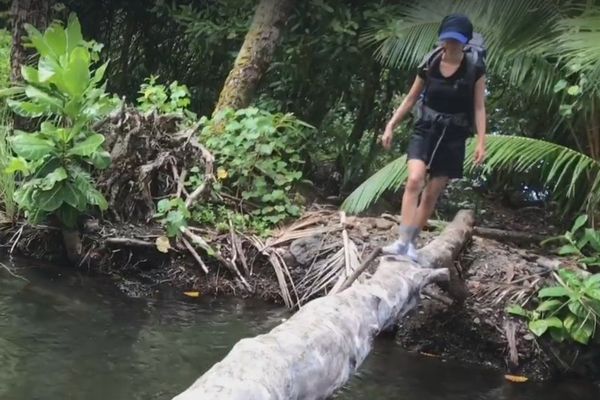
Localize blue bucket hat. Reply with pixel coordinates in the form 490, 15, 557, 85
438, 13, 473, 44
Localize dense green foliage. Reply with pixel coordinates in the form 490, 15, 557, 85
543, 215, 600, 270
1, 0, 600, 230
509, 216, 600, 345
508, 269, 600, 345
0, 28, 15, 219
201, 107, 312, 225
4, 15, 117, 228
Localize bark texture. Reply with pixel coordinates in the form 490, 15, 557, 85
10, 0, 51, 83
213, 0, 294, 114
173, 210, 475, 400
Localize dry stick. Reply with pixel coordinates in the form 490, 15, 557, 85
104, 237, 157, 248
184, 142, 214, 209
183, 228, 251, 291
340, 212, 351, 276
9, 225, 25, 255
336, 247, 382, 293
181, 236, 209, 274
0, 262, 29, 283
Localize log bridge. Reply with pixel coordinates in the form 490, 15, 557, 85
173, 210, 475, 400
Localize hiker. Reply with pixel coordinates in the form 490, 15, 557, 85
380, 13, 486, 258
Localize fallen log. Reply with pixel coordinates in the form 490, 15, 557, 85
172, 210, 475, 400
473, 226, 546, 246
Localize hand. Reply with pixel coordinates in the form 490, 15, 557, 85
381, 127, 394, 150
474, 142, 486, 165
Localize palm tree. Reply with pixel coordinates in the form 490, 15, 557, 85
343, 0, 600, 219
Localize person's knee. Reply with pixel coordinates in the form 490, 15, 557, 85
405, 175, 424, 193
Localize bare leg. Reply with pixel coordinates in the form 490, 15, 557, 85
414, 175, 449, 231
400, 159, 428, 227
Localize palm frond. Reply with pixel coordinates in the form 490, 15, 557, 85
341, 155, 407, 214
343, 135, 599, 216
551, 12, 600, 92
360, 0, 565, 97
465, 135, 600, 215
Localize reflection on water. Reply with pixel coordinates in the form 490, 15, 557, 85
1, 258, 599, 400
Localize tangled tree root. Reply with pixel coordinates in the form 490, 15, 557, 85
96, 108, 213, 222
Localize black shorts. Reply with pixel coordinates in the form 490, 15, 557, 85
407, 127, 466, 179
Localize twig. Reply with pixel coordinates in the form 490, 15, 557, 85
340, 212, 351, 276
181, 236, 209, 274
176, 168, 187, 198
184, 142, 214, 208
9, 225, 25, 255
182, 228, 251, 290
104, 237, 157, 248
335, 247, 382, 293
0, 262, 29, 283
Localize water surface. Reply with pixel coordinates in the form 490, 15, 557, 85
1, 258, 598, 400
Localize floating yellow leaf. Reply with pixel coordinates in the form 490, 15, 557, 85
504, 374, 528, 383
217, 167, 229, 180
184, 291, 200, 298
155, 236, 171, 253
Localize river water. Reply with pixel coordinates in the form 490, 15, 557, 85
1, 258, 598, 400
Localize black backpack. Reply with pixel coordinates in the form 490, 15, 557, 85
414, 32, 487, 130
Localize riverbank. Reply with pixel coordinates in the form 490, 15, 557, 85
1, 198, 598, 384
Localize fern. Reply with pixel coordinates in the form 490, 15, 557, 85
343, 135, 600, 216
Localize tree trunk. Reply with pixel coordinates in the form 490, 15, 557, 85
173, 210, 475, 400
10, 0, 51, 83
213, 0, 294, 115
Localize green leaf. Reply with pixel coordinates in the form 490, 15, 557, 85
5, 157, 30, 174
85, 188, 108, 211
43, 23, 67, 58
567, 85, 582, 96
65, 13, 84, 55
570, 319, 594, 345
61, 182, 86, 211
567, 301, 587, 318
68, 134, 105, 156
507, 305, 531, 318
63, 47, 91, 97
20, 65, 40, 83
536, 299, 563, 312
40, 167, 68, 190
7, 99, 46, 118
37, 182, 65, 212
529, 317, 563, 336
24, 86, 63, 110
553, 79, 568, 93
88, 150, 111, 169
157, 199, 171, 214
549, 326, 567, 343
571, 214, 589, 234
538, 286, 570, 298
558, 244, 579, 255
10, 134, 56, 160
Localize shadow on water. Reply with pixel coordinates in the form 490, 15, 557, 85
1, 258, 599, 400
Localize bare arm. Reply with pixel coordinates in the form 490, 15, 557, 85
474, 75, 486, 146
387, 76, 425, 130
381, 76, 425, 149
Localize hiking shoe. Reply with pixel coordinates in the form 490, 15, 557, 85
407, 242, 419, 262
381, 240, 409, 255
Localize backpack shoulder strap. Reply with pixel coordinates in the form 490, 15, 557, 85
418, 46, 444, 78
464, 51, 479, 87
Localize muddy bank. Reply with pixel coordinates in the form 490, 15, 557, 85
1, 201, 598, 384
